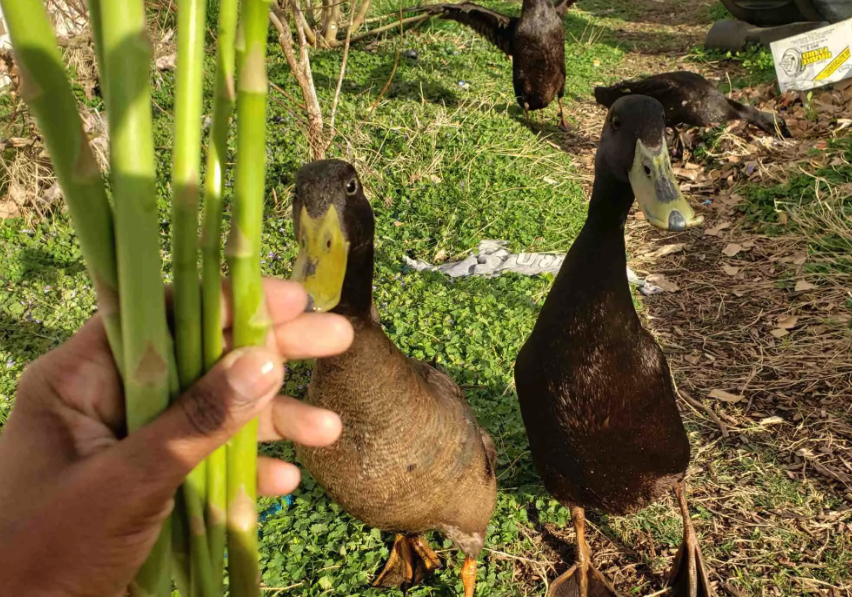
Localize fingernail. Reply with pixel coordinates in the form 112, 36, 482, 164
223, 348, 280, 399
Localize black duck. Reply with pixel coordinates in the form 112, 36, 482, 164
405, 0, 576, 129
291, 159, 498, 597
514, 96, 713, 597
595, 71, 791, 137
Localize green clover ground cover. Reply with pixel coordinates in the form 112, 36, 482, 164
3, 2, 850, 596
0, 3, 620, 594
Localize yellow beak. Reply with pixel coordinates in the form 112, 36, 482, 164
628, 139, 704, 231
291, 205, 349, 312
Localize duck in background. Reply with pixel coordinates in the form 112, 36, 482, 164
403, 0, 577, 129
595, 71, 791, 138
290, 159, 497, 597
515, 96, 713, 597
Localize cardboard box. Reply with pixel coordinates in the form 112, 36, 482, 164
770, 18, 852, 92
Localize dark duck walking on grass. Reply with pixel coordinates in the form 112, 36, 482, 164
290, 159, 497, 597
595, 71, 791, 138
514, 96, 714, 597
404, 0, 576, 129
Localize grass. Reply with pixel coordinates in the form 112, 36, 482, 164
2, 0, 851, 596
689, 43, 778, 87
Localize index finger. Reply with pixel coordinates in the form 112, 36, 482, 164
220, 278, 309, 331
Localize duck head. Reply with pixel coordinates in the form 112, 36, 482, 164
595, 95, 703, 231
291, 159, 374, 315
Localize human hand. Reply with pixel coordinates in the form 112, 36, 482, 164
0, 279, 353, 597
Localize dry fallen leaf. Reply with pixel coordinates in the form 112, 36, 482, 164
777, 211, 788, 225
760, 416, 785, 426
722, 264, 740, 276
155, 53, 177, 71
646, 244, 685, 258
795, 280, 816, 292
684, 354, 700, 365
732, 289, 746, 297
705, 221, 731, 237
723, 243, 743, 257
771, 328, 789, 338
709, 389, 744, 403
792, 253, 807, 266
776, 315, 799, 329
646, 274, 679, 292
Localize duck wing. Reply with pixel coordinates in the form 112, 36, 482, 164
404, 3, 517, 56
594, 74, 684, 109
553, 0, 577, 18
410, 357, 496, 462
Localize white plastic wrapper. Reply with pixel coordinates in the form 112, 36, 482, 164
403, 240, 668, 295
770, 18, 852, 92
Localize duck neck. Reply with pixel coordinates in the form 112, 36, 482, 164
522, 0, 554, 17
334, 204, 375, 320
566, 172, 633, 286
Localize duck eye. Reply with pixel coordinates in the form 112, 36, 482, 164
611, 116, 621, 130
326, 238, 332, 250
345, 178, 358, 195
643, 165, 652, 177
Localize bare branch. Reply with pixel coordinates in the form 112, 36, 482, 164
326, 0, 357, 151
348, 14, 431, 45
292, 1, 319, 46
323, 0, 341, 44
349, 0, 373, 33
289, 0, 325, 159
270, 5, 324, 160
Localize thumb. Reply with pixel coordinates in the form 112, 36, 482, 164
113, 347, 284, 489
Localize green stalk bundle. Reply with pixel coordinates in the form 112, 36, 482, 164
225, 1, 273, 595
99, 0, 174, 593
171, 0, 218, 596
0, 0, 123, 372
6, 0, 273, 594
200, 0, 240, 587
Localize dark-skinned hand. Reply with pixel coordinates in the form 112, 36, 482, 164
0, 279, 353, 597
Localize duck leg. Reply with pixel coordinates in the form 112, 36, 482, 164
667, 483, 714, 597
549, 507, 620, 597
557, 97, 572, 132
461, 556, 478, 597
373, 534, 441, 591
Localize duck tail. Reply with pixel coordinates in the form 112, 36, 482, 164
726, 98, 792, 138
593, 83, 629, 108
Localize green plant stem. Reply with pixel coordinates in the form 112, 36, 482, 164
99, 0, 173, 594
0, 0, 123, 374
225, 2, 273, 596
171, 0, 217, 595
86, 0, 106, 91
201, 0, 240, 587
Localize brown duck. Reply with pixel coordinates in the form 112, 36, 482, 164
595, 71, 791, 137
290, 159, 497, 597
515, 96, 713, 597
404, 0, 576, 129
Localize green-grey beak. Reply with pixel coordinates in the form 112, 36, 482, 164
628, 139, 704, 231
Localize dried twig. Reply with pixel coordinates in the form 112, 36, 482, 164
679, 390, 729, 438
